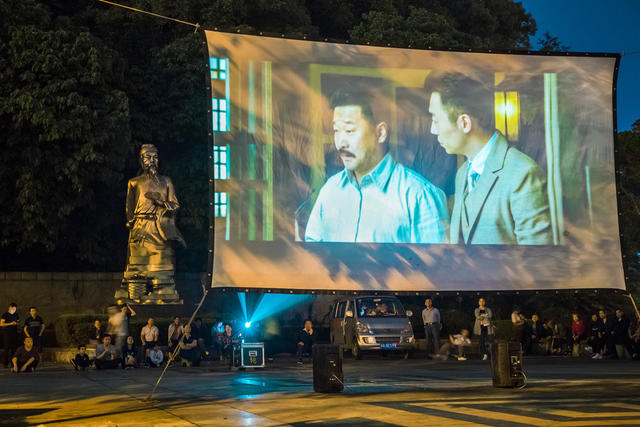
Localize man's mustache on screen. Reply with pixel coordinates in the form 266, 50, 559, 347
338, 149, 355, 158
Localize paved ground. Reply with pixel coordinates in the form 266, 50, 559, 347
1, 356, 640, 426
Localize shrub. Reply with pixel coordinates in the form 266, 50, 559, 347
54, 314, 108, 347
493, 320, 513, 340
54, 314, 220, 347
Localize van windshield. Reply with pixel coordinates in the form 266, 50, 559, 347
355, 297, 406, 318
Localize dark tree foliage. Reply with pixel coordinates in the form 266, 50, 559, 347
0, 0, 597, 278
617, 125, 640, 295
537, 31, 570, 52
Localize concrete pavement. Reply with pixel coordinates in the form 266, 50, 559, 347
1, 356, 640, 426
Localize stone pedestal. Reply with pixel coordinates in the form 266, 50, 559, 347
116, 272, 182, 305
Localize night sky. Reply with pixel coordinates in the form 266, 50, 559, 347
521, 0, 639, 131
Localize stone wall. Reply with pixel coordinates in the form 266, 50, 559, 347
0, 272, 207, 328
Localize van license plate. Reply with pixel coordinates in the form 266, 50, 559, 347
380, 343, 397, 349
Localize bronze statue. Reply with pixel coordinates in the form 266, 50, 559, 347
116, 144, 185, 304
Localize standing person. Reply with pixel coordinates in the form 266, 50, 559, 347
218, 323, 238, 365
422, 298, 441, 356
11, 337, 39, 373
111, 304, 136, 350
474, 298, 494, 360
296, 319, 316, 364
526, 314, 544, 355
1, 303, 19, 367
511, 306, 526, 346
588, 313, 602, 357
596, 310, 614, 358
629, 317, 640, 359
140, 317, 159, 366
570, 314, 586, 357
89, 319, 104, 346
23, 307, 45, 353
168, 316, 183, 351
613, 309, 633, 360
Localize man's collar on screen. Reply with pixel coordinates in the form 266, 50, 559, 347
468, 131, 499, 176
345, 153, 395, 189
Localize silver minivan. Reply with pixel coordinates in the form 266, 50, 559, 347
329, 295, 415, 359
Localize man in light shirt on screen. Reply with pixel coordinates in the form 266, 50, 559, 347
305, 86, 449, 243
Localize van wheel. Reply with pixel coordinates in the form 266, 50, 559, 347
352, 342, 362, 360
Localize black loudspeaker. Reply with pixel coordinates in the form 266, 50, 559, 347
491, 341, 524, 388
312, 344, 344, 393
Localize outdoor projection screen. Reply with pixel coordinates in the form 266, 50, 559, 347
206, 30, 624, 292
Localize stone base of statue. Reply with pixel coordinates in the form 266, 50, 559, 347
116, 275, 183, 305
115, 243, 183, 305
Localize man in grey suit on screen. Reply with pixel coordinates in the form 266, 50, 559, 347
426, 72, 553, 245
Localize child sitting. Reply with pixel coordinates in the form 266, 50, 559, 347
149, 343, 164, 368
71, 345, 92, 371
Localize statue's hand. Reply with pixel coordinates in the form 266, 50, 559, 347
145, 191, 163, 204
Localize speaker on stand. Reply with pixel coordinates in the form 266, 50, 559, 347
491, 340, 526, 388
312, 344, 344, 393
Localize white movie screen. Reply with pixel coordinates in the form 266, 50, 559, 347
206, 31, 623, 292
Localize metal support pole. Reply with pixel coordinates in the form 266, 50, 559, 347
145, 283, 209, 401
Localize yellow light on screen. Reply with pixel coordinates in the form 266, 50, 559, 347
494, 92, 506, 136
505, 91, 520, 141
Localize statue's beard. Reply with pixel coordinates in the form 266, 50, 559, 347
145, 165, 158, 177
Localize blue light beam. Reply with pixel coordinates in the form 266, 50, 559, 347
248, 293, 314, 324
237, 292, 248, 322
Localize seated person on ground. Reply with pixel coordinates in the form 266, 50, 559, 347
191, 317, 209, 357
140, 317, 159, 366
71, 345, 92, 371
168, 316, 184, 351
296, 319, 316, 363
122, 335, 138, 369
94, 335, 122, 369
210, 321, 224, 360
434, 329, 472, 360
12, 337, 40, 373
179, 325, 201, 367
149, 343, 164, 368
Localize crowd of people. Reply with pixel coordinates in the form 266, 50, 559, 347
0, 301, 248, 373
422, 298, 640, 361
3, 299, 639, 372
1, 303, 45, 372
508, 307, 640, 360
77, 306, 244, 370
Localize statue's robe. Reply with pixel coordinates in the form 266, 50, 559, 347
124, 173, 184, 279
